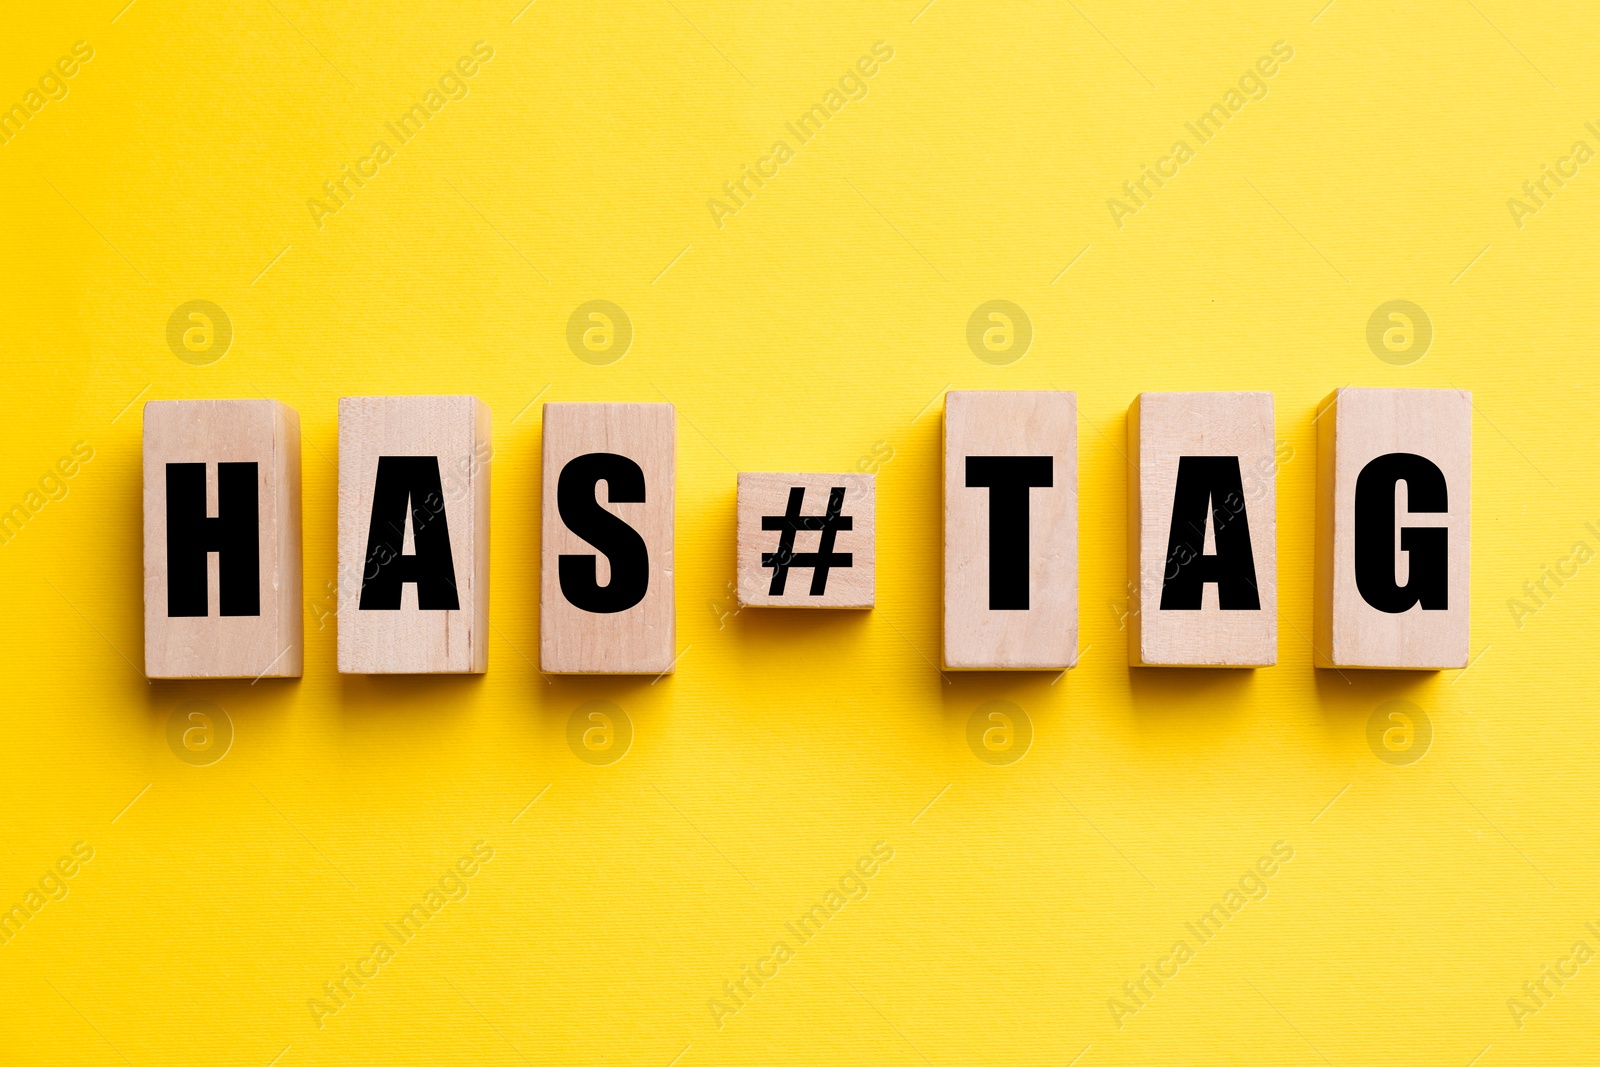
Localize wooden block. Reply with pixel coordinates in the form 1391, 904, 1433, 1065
1129, 392, 1277, 667
1315, 387, 1470, 669
737, 473, 875, 609
337, 396, 491, 674
143, 399, 302, 679
942, 390, 1077, 670
540, 403, 676, 673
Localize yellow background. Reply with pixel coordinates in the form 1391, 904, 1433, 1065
2, 1, 1597, 1063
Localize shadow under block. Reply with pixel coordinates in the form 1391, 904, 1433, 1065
942, 390, 1077, 669
337, 396, 491, 674
1129, 392, 1277, 667
1315, 387, 1470, 669
142, 399, 303, 679
540, 403, 676, 674
737, 473, 875, 609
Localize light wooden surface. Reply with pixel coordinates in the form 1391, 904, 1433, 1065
540, 402, 676, 673
1315, 387, 1471, 669
337, 395, 490, 674
142, 399, 302, 679
942, 390, 1077, 669
737, 472, 875, 609
1130, 392, 1277, 667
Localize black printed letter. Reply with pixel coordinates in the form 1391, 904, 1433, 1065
558, 452, 649, 614
1159, 456, 1260, 610
1354, 452, 1448, 613
166, 462, 260, 617
965, 456, 1053, 609
359, 456, 460, 610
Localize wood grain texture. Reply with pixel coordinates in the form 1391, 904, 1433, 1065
1130, 392, 1277, 667
942, 390, 1077, 669
337, 395, 491, 674
737, 473, 875, 609
142, 399, 302, 679
540, 402, 676, 673
1315, 387, 1471, 669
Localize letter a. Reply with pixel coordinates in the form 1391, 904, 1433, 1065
359, 456, 461, 610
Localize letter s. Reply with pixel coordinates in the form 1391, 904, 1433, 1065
557, 453, 650, 613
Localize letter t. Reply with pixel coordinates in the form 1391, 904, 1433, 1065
965, 456, 1053, 609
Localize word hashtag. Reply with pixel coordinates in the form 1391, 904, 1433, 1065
761, 486, 854, 595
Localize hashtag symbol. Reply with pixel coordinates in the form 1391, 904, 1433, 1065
761, 486, 854, 596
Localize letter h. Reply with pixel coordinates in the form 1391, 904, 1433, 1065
165, 462, 260, 616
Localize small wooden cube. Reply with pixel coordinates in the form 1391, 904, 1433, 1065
1315, 387, 1470, 669
942, 390, 1077, 670
1129, 392, 1278, 667
540, 403, 676, 674
143, 399, 302, 679
737, 473, 875, 609
337, 396, 491, 674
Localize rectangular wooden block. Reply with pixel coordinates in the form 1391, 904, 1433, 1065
1129, 392, 1277, 667
942, 390, 1077, 669
540, 403, 676, 673
1315, 387, 1470, 669
143, 399, 302, 679
337, 396, 491, 674
737, 473, 875, 609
